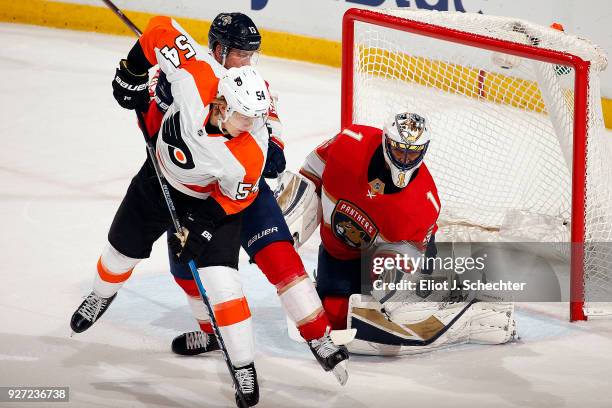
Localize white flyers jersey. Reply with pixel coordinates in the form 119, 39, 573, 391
139, 16, 268, 214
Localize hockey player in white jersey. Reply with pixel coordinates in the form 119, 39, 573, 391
70, 16, 271, 406
141, 13, 350, 386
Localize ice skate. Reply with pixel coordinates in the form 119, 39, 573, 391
171, 330, 220, 356
70, 292, 116, 333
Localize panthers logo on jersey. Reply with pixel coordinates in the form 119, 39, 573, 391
331, 199, 378, 249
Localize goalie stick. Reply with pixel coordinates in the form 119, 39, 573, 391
101, 1, 248, 406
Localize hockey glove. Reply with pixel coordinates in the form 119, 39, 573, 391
168, 214, 215, 264
154, 71, 174, 113
112, 59, 150, 111
263, 138, 286, 178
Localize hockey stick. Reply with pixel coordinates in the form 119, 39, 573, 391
135, 112, 249, 408
101, 0, 142, 36
101, 0, 247, 405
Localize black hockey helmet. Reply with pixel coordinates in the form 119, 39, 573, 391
208, 13, 261, 56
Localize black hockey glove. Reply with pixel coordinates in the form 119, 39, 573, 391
112, 59, 149, 111
168, 198, 226, 264
263, 138, 286, 178
168, 214, 215, 264
154, 71, 174, 113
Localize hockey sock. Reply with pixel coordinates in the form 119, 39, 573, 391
254, 241, 330, 341
200, 266, 254, 366
322, 296, 349, 330
173, 277, 213, 334
93, 243, 140, 298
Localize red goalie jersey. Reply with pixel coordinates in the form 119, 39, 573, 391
300, 124, 441, 260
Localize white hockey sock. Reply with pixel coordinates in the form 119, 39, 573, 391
199, 265, 254, 366
93, 243, 141, 298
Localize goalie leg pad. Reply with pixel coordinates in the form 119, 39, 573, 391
346, 295, 516, 356
468, 302, 517, 345
93, 243, 141, 298
199, 266, 254, 366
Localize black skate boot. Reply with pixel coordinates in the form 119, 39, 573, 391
171, 331, 220, 356
234, 362, 259, 407
70, 292, 116, 333
308, 329, 350, 385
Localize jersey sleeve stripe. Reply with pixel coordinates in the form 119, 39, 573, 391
301, 151, 325, 180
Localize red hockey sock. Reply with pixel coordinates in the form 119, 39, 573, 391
297, 310, 330, 341
253, 241, 304, 288
322, 296, 349, 330
173, 277, 199, 297
198, 321, 213, 334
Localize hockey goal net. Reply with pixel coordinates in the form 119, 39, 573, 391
341, 8, 612, 321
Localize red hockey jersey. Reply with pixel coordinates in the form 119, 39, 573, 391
300, 124, 440, 260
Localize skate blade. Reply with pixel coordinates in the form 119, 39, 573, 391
329, 329, 357, 346
331, 360, 349, 386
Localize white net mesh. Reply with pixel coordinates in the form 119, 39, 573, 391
348, 9, 612, 317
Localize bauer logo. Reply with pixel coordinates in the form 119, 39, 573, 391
331, 200, 378, 249
247, 227, 279, 247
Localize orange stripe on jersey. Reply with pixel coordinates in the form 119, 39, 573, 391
213, 297, 251, 327
183, 182, 215, 194
210, 184, 257, 215
97, 257, 133, 284
211, 132, 265, 214
181, 61, 219, 106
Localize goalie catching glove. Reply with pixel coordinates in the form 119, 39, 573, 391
274, 171, 321, 248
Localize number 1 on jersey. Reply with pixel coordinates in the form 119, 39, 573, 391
427, 191, 440, 214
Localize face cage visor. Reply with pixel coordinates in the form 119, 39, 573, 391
384, 135, 429, 171
223, 109, 268, 134
227, 48, 260, 66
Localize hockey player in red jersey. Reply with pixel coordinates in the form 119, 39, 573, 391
295, 112, 516, 355
300, 112, 440, 326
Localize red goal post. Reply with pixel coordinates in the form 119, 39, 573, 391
341, 8, 610, 321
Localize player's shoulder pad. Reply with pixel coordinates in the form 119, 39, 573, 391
145, 15, 173, 32
416, 162, 437, 189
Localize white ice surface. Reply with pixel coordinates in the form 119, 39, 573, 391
1, 23, 612, 408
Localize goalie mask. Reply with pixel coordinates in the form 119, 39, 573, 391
382, 112, 431, 188
217, 66, 270, 134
